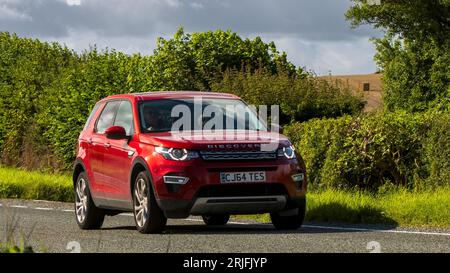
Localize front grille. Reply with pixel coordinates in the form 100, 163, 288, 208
200, 150, 277, 161
196, 183, 288, 198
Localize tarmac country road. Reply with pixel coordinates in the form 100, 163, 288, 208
0, 199, 449, 253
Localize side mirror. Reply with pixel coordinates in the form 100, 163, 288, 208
270, 123, 284, 134
105, 126, 127, 139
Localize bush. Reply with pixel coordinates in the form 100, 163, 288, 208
212, 68, 365, 124
374, 37, 450, 112
0, 32, 78, 170
38, 50, 152, 165
422, 113, 450, 187
286, 111, 450, 190
149, 27, 296, 91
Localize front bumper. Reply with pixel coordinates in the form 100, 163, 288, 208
148, 156, 307, 218
158, 194, 306, 218
190, 195, 287, 215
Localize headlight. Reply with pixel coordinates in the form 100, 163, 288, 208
155, 146, 199, 161
277, 145, 296, 159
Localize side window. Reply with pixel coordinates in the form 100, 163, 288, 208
114, 101, 134, 136
95, 101, 120, 134
83, 103, 101, 131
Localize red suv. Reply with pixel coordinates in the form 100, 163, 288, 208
73, 92, 307, 233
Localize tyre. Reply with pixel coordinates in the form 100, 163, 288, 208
74, 172, 105, 229
202, 215, 230, 226
133, 171, 167, 234
270, 198, 306, 230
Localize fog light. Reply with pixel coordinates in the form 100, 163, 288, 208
292, 173, 304, 182
163, 176, 189, 184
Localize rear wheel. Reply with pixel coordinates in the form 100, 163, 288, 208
270, 198, 306, 230
74, 172, 105, 229
133, 171, 167, 234
202, 215, 230, 226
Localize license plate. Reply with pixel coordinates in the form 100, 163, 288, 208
220, 171, 266, 183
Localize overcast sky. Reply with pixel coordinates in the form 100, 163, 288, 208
0, 0, 383, 75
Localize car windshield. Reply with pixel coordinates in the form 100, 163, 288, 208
138, 98, 267, 133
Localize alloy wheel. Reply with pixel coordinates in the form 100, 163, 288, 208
134, 178, 149, 227
75, 178, 88, 223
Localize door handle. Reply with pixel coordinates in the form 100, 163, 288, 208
87, 138, 93, 145
104, 143, 111, 148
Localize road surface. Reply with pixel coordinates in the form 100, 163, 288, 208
0, 199, 449, 253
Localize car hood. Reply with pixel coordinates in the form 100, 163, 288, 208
138, 130, 291, 151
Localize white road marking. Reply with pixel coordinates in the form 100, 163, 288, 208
34, 207, 54, 211
1, 202, 449, 237
10, 205, 28, 208
182, 219, 450, 237
302, 224, 450, 237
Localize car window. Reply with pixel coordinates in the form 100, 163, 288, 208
95, 101, 120, 134
83, 103, 101, 131
114, 101, 134, 136
138, 98, 265, 132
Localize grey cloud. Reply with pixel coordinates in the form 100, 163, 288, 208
175, 0, 381, 41
0, 0, 381, 40
0, 0, 382, 74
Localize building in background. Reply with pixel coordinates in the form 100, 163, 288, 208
320, 73, 383, 112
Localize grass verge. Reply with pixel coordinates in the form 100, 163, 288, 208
0, 166, 73, 202
0, 166, 449, 228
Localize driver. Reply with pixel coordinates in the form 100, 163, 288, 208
143, 108, 163, 131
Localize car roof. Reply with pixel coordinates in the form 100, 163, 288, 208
101, 91, 240, 102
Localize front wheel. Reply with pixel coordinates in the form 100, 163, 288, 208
202, 215, 230, 226
270, 198, 306, 230
74, 172, 105, 229
133, 171, 167, 234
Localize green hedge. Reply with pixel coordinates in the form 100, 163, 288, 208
285, 111, 450, 190
212, 68, 365, 123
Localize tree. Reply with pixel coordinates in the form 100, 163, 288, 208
346, 0, 450, 111
147, 27, 296, 91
